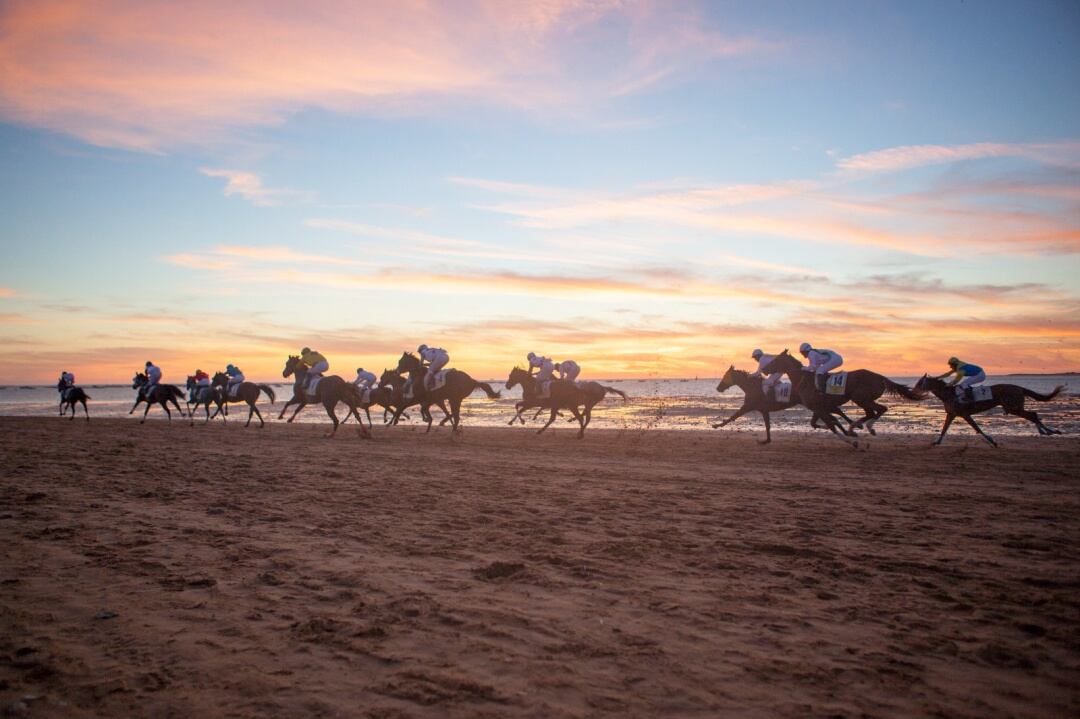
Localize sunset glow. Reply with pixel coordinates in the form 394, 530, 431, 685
1, 0, 1078, 382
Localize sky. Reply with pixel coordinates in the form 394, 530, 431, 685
1, 0, 1078, 383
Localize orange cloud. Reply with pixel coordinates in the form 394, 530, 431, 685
836, 141, 1080, 173
0, 0, 765, 151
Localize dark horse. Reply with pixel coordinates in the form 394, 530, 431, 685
915, 375, 1063, 447
763, 350, 923, 442
57, 382, 90, 421
185, 375, 226, 425
393, 352, 501, 432
505, 367, 626, 437
377, 369, 438, 425
279, 356, 369, 438
712, 365, 856, 444
130, 373, 186, 423
211, 371, 276, 428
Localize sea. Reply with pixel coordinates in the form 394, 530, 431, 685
3, 376, 1076, 437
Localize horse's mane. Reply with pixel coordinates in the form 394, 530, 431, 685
402, 351, 418, 360
728, 367, 751, 380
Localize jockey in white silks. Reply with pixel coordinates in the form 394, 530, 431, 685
556, 359, 581, 383
799, 343, 843, 392
353, 368, 377, 389
749, 349, 781, 399
418, 344, 449, 390
145, 361, 162, 396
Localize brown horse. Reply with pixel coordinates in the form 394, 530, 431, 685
505, 367, 626, 436
377, 369, 447, 426
210, 371, 276, 428
280, 356, 370, 438
393, 352, 501, 432
57, 382, 90, 422
712, 365, 856, 444
130, 373, 186, 423
914, 375, 1063, 447
762, 350, 922, 441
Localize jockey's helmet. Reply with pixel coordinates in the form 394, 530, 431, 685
145, 360, 153, 367
527, 351, 536, 361
751, 348, 763, 360
301, 347, 311, 354
418, 344, 428, 353
798, 342, 812, 355
948, 356, 959, 367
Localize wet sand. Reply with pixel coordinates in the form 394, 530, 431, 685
1, 417, 1078, 718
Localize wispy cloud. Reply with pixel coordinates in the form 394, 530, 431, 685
199, 168, 307, 206
0, 287, 16, 298
836, 141, 1080, 174
0, 0, 767, 151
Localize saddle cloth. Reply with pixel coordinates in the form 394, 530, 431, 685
956, 385, 993, 402
361, 388, 372, 404
537, 379, 553, 399
227, 382, 244, 400
425, 370, 449, 392
824, 372, 848, 395
305, 375, 324, 398
773, 382, 793, 403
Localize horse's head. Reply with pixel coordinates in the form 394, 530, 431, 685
397, 352, 421, 373
378, 368, 400, 387
211, 371, 229, 386
283, 354, 304, 378
506, 366, 530, 390
914, 373, 936, 394
761, 350, 796, 376
716, 364, 737, 393
185, 375, 196, 389
132, 372, 147, 388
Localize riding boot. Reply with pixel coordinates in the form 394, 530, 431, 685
964, 386, 974, 404
815, 374, 826, 393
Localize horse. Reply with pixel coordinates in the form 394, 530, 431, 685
505, 367, 627, 437
914, 375, 1064, 447
57, 382, 90, 422
712, 365, 857, 444
185, 375, 226, 425
279, 356, 369, 438
762, 350, 923, 443
393, 352, 501, 432
377, 369, 444, 426
211, 371, 276, 428
130, 373, 186, 423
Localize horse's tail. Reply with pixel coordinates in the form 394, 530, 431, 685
601, 385, 629, 403
883, 378, 922, 400
258, 384, 276, 404
170, 386, 185, 401
1023, 385, 1065, 402
475, 381, 501, 399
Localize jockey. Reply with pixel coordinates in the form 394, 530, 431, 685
799, 343, 843, 392
300, 347, 328, 377
533, 354, 555, 391
145, 361, 162, 396
353, 367, 377, 388
225, 363, 245, 396
556, 359, 581, 383
192, 369, 210, 402
527, 352, 550, 376
417, 344, 449, 390
59, 371, 75, 389
749, 348, 781, 400
936, 357, 986, 403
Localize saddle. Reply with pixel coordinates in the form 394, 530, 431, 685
955, 385, 992, 403
304, 375, 324, 399
360, 388, 372, 404
424, 369, 449, 392
537, 380, 553, 399
227, 382, 243, 400
822, 372, 848, 395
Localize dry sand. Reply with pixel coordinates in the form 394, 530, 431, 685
1, 417, 1078, 718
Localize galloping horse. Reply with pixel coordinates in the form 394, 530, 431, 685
185, 375, 225, 425
505, 367, 626, 437
762, 350, 922, 441
279, 356, 369, 438
57, 382, 90, 422
915, 375, 1063, 447
712, 365, 856, 444
130, 373, 186, 423
378, 369, 445, 426
393, 352, 500, 432
211, 371, 276, 428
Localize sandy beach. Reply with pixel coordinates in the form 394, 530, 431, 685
1, 417, 1078, 718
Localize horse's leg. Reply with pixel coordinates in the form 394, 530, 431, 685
322, 400, 340, 438
537, 407, 559, 434
569, 406, 586, 438
245, 400, 256, 428
509, 402, 527, 425
532, 407, 545, 421
278, 397, 297, 420
423, 402, 434, 433
140, 399, 153, 424
961, 414, 997, 447
761, 411, 771, 444
129, 398, 141, 415
364, 407, 373, 430
713, 406, 751, 429
59, 399, 64, 416
1006, 405, 1053, 435
82, 399, 89, 422
933, 413, 955, 445
287, 402, 306, 423
449, 397, 463, 432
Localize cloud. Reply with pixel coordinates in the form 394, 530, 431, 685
836, 141, 1080, 174
200, 168, 307, 206
0, 287, 16, 297
0, 0, 766, 151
